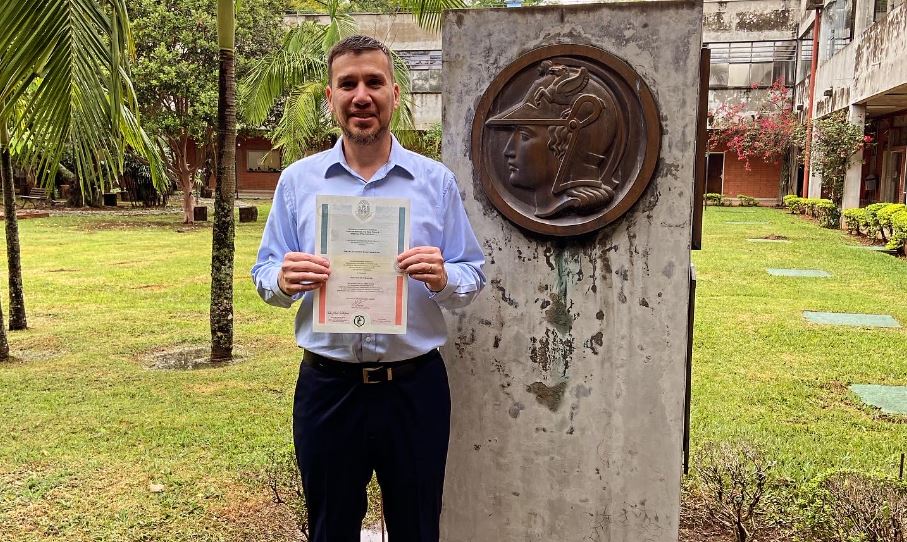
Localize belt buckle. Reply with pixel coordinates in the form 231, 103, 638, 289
362, 366, 392, 384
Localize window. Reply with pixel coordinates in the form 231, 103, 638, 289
397, 50, 442, 93
795, 35, 813, 84
823, 0, 854, 60
706, 41, 798, 88
247, 150, 281, 172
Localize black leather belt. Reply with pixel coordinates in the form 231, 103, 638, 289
302, 349, 438, 384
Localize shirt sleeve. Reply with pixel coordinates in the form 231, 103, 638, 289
428, 171, 487, 309
251, 175, 302, 308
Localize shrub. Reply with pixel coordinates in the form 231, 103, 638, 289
886, 208, 907, 252
690, 442, 776, 542
815, 200, 840, 229
797, 469, 907, 542
877, 203, 906, 237
737, 194, 759, 207
785, 196, 805, 214
782, 194, 800, 210
705, 193, 725, 207
843, 208, 867, 235
865, 202, 890, 241
260, 447, 384, 540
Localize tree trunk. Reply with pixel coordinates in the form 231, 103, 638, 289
210, 36, 236, 362
0, 122, 26, 331
180, 172, 195, 224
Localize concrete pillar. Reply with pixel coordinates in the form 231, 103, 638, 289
808, 164, 824, 199
441, 4, 701, 541
842, 103, 867, 210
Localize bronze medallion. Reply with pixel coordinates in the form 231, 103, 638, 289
472, 44, 662, 237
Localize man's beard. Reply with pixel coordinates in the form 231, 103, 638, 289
341, 120, 388, 146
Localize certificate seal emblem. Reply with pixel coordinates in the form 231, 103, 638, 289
355, 199, 374, 223
353, 315, 366, 327
472, 44, 662, 237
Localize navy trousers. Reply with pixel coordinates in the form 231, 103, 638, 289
292, 350, 451, 542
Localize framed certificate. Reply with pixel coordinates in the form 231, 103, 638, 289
312, 195, 411, 334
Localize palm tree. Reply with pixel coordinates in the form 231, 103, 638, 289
0, 0, 166, 355
240, 0, 429, 162
210, 0, 237, 362
0, 113, 25, 332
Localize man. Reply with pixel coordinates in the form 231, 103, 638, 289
251, 35, 486, 542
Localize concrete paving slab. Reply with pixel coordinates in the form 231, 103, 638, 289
849, 384, 907, 415
766, 268, 830, 277
803, 311, 901, 328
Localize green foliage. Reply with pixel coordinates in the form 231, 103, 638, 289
811, 110, 870, 205
784, 195, 805, 214
240, 3, 418, 162
814, 200, 840, 229
401, 123, 442, 161
737, 194, 759, 207
886, 209, 907, 252
796, 470, 907, 542
0, 0, 167, 194
863, 202, 890, 241
705, 192, 725, 206
877, 203, 906, 235
129, 0, 286, 177
843, 207, 867, 235
784, 197, 838, 227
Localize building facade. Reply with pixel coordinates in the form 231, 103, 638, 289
805, 0, 907, 209
237, 3, 906, 204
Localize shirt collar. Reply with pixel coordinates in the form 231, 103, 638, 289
324, 135, 416, 181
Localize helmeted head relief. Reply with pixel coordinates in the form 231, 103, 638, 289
486, 61, 626, 218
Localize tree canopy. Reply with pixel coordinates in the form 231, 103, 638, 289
128, 0, 286, 220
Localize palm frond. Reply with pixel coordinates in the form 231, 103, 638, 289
322, 0, 358, 51
390, 51, 416, 142
271, 81, 334, 163
240, 22, 327, 126
399, 0, 466, 31
0, 0, 165, 193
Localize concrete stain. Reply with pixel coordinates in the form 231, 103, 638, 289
545, 293, 572, 335
585, 331, 604, 355
526, 380, 568, 412
490, 278, 519, 308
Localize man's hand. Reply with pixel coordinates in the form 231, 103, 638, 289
397, 246, 447, 292
278, 252, 331, 295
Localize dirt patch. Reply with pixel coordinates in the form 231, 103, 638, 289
214, 492, 302, 542
0, 348, 59, 365
78, 220, 211, 233
760, 234, 789, 240
0, 210, 51, 221
144, 345, 245, 371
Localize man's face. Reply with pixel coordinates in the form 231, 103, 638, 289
326, 50, 400, 146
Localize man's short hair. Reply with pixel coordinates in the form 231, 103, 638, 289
327, 35, 394, 84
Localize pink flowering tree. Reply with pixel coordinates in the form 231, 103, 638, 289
811, 110, 872, 204
708, 79, 802, 172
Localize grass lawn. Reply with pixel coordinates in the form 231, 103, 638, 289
692, 206, 907, 479
0, 204, 904, 540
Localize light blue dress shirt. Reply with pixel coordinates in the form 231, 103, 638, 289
251, 136, 486, 363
